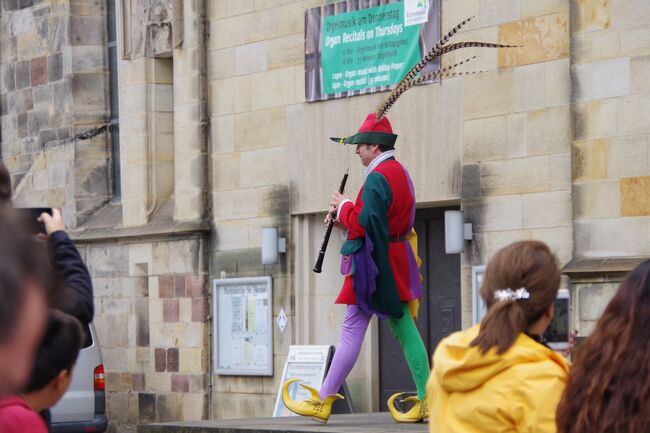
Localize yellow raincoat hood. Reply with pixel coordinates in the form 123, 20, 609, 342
427, 325, 570, 433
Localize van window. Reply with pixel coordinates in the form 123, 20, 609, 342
83, 325, 93, 348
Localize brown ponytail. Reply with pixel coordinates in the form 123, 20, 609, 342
470, 240, 560, 354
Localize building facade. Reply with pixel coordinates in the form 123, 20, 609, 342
1, 0, 649, 432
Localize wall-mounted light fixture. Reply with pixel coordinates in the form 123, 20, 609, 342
444, 210, 473, 254
261, 226, 287, 265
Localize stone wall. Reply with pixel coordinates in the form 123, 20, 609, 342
1, 2, 212, 432
96, 1, 211, 432
2, 0, 649, 427
207, 0, 301, 418
0, 0, 113, 225
78, 236, 208, 433
118, 0, 206, 227
571, 0, 650, 258
444, 0, 573, 327
206, 0, 574, 414
569, 0, 650, 333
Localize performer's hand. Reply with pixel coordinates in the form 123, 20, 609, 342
324, 207, 335, 226
330, 191, 347, 208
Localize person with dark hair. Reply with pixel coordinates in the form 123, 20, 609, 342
0, 210, 51, 396
0, 310, 84, 433
427, 240, 570, 433
556, 260, 650, 433
0, 162, 94, 330
0, 163, 93, 430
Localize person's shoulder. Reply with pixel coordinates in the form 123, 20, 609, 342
374, 157, 400, 170
514, 339, 570, 376
374, 159, 410, 178
365, 170, 390, 185
0, 400, 48, 433
505, 355, 568, 403
508, 357, 567, 382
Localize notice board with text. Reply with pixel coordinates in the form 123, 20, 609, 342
213, 277, 273, 376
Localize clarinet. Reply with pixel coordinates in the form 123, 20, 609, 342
313, 170, 349, 273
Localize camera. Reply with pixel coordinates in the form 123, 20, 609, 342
14, 207, 53, 235
543, 289, 570, 351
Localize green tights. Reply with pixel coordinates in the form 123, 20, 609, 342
387, 302, 430, 400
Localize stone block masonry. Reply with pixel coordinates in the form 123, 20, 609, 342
569, 0, 650, 336
89, 237, 209, 432
0, 1, 112, 224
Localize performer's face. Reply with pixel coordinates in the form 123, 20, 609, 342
356, 144, 379, 167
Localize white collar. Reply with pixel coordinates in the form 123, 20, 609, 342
365, 150, 396, 177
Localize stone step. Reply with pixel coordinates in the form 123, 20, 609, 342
137, 413, 429, 433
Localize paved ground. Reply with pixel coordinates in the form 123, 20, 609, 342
138, 413, 429, 433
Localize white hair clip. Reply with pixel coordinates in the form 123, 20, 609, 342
494, 287, 530, 302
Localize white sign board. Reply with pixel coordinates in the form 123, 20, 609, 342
472, 266, 487, 325
273, 345, 333, 417
213, 277, 273, 376
404, 0, 430, 26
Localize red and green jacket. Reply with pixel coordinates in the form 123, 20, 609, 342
335, 157, 422, 319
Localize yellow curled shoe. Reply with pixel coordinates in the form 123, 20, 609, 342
387, 392, 427, 423
281, 379, 344, 423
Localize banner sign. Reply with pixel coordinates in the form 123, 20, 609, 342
305, 0, 440, 102
321, 2, 421, 94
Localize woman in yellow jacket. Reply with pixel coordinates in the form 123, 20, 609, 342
427, 241, 570, 433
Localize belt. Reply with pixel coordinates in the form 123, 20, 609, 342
389, 235, 409, 243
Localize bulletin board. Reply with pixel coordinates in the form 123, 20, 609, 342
213, 277, 273, 376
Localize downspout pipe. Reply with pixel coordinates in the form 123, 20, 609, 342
197, 0, 214, 420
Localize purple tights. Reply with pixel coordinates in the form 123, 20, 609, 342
319, 304, 372, 398
319, 302, 429, 400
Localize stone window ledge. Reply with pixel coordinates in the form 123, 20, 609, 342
69, 199, 210, 243
562, 256, 648, 283
69, 219, 210, 243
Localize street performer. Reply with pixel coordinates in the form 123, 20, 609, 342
283, 112, 429, 423
282, 16, 515, 424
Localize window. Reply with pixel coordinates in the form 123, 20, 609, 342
107, 0, 121, 199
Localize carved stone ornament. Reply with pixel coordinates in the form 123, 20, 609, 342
121, 0, 183, 59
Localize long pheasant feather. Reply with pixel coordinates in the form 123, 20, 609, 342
374, 17, 475, 119
438, 41, 518, 56
375, 56, 477, 119
376, 70, 485, 118
375, 37, 517, 119
399, 16, 475, 85
418, 68, 485, 84
415, 58, 478, 83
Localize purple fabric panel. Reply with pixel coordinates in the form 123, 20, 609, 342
403, 165, 417, 228
352, 234, 387, 319
319, 305, 372, 398
340, 255, 353, 275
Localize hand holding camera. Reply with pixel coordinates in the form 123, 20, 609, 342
37, 208, 65, 239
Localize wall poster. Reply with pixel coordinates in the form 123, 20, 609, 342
213, 277, 273, 376
305, 0, 441, 102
